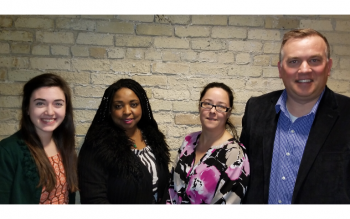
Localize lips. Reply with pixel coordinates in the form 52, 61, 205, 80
41, 118, 55, 124
207, 118, 217, 121
296, 79, 313, 83
124, 118, 134, 124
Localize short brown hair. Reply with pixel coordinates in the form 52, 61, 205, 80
279, 28, 330, 62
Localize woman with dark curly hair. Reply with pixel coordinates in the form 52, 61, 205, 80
78, 79, 170, 204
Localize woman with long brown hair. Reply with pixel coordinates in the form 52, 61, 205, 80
0, 73, 78, 204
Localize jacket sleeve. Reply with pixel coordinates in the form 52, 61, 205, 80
78, 142, 110, 204
0, 142, 15, 204
239, 97, 251, 149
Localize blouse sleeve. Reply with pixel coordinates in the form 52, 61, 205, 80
211, 143, 250, 204
166, 148, 181, 204
78, 142, 110, 204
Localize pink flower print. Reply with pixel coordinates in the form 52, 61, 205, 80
225, 154, 250, 181
180, 135, 195, 158
186, 164, 221, 204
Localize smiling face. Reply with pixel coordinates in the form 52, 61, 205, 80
110, 87, 142, 133
278, 35, 332, 104
199, 87, 231, 131
28, 86, 66, 138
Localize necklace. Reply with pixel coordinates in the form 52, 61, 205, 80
133, 144, 137, 148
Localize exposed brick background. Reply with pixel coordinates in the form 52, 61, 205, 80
1, 15, 350, 203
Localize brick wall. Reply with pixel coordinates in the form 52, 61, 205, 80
1, 14, 350, 161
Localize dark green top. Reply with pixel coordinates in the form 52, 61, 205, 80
0, 131, 75, 204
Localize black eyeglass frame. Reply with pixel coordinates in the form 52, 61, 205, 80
199, 101, 231, 112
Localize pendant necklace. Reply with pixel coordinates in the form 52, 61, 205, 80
133, 144, 137, 148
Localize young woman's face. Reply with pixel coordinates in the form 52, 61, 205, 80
110, 88, 142, 132
199, 87, 231, 131
28, 86, 66, 138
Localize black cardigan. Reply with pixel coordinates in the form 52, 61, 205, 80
78, 141, 170, 204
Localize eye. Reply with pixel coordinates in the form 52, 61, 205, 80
130, 102, 139, 108
114, 104, 123, 109
55, 102, 64, 107
310, 58, 320, 63
35, 102, 45, 107
203, 102, 211, 106
289, 60, 298, 64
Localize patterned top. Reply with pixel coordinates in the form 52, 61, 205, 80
132, 145, 159, 203
40, 153, 69, 204
269, 89, 324, 204
168, 131, 250, 204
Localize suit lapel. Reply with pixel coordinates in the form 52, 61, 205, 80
292, 87, 339, 203
262, 93, 281, 203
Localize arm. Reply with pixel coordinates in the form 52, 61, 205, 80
239, 98, 251, 149
211, 144, 250, 204
0, 144, 15, 204
78, 143, 110, 204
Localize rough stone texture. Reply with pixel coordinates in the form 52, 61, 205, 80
154, 37, 189, 49
300, 20, 333, 31
191, 39, 226, 51
51, 45, 70, 56
115, 36, 152, 48
0, 30, 33, 42
155, 15, 190, 24
15, 17, 54, 29
192, 15, 227, 25
32, 45, 50, 55
1, 15, 350, 170
175, 26, 210, 38
30, 58, 70, 70
136, 24, 173, 36
0, 17, 12, 27
89, 47, 107, 59
56, 18, 96, 31
229, 15, 264, 27
96, 21, 134, 34
212, 27, 246, 39
265, 17, 299, 29
76, 33, 113, 46
117, 15, 154, 22
11, 43, 30, 54
0, 43, 10, 53
236, 53, 251, 64
71, 46, 89, 57
36, 31, 74, 44
248, 29, 281, 41
229, 40, 263, 52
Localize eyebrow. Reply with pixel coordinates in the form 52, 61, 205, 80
202, 99, 228, 105
33, 98, 65, 102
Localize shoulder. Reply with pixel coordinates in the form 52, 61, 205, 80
181, 131, 201, 147
223, 140, 249, 167
247, 90, 283, 106
0, 131, 24, 152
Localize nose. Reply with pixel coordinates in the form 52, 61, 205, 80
45, 104, 54, 115
298, 61, 312, 73
210, 105, 216, 113
123, 105, 131, 114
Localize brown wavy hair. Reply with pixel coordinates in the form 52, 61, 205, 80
20, 73, 78, 192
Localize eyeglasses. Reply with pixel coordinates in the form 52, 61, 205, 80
199, 102, 231, 113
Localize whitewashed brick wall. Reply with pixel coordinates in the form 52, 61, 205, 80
1, 15, 350, 163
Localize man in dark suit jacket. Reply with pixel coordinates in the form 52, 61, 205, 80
240, 28, 350, 204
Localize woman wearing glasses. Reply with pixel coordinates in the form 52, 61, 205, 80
168, 82, 250, 204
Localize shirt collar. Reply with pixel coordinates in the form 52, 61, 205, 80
275, 88, 325, 116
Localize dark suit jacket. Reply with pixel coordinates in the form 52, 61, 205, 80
240, 86, 350, 204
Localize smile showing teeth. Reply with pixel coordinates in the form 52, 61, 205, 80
42, 119, 54, 123
297, 79, 312, 83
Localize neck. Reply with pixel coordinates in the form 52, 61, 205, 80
199, 127, 231, 150
37, 131, 57, 156
286, 96, 319, 117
